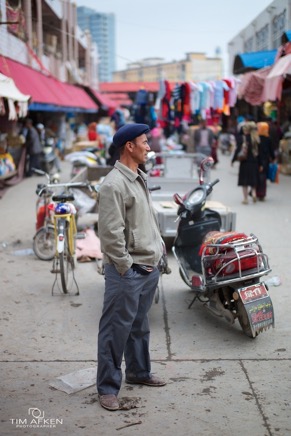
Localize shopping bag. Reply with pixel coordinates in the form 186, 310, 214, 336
275, 164, 280, 184
267, 163, 278, 182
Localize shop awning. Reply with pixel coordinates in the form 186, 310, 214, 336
263, 53, 291, 101
0, 72, 30, 102
82, 87, 117, 113
102, 92, 133, 106
0, 57, 98, 112
233, 50, 277, 74
281, 30, 291, 44
99, 81, 172, 93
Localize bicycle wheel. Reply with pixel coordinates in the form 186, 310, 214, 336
58, 224, 75, 294
33, 226, 55, 261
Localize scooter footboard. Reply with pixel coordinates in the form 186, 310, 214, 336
235, 283, 275, 336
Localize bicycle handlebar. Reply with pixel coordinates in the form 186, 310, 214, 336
38, 181, 96, 197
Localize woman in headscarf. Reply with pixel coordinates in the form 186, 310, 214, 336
256, 122, 275, 201
232, 121, 259, 204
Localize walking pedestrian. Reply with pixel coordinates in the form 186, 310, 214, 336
256, 122, 275, 201
96, 123, 166, 412
232, 120, 259, 204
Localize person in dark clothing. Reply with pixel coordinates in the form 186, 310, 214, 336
267, 117, 282, 157
256, 122, 275, 201
232, 121, 259, 204
25, 119, 43, 176
106, 141, 120, 166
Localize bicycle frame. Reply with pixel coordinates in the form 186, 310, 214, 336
54, 212, 76, 256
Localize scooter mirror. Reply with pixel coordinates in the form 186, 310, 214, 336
173, 193, 183, 205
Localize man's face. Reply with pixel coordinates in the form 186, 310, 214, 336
130, 133, 150, 164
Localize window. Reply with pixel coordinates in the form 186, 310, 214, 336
244, 37, 253, 52
273, 10, 286, 49
256, 24, 269, 51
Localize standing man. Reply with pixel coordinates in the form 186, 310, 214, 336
193, 118, 215, 158
25, 118, 43, 176
97, 123, 166, 411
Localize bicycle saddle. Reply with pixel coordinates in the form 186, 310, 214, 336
52, 193, 75, 202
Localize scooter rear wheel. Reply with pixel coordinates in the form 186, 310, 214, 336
33, 226, 55, 260
236, 301, 257, 338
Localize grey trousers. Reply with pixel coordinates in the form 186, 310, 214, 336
97, 263, 159, 396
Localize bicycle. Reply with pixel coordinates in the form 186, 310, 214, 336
34, 170, 98, 295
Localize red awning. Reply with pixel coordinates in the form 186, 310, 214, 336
89, 89, 117, 110
103, 92, 133, 106
0, 56, 98, 111
99, 81, 176, 93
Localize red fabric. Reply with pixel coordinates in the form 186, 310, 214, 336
76, 228, 103, 261
199, 231, 248, 256
0, 56, 98, 110
263, 53, 291, 101
182, 82, 191, 120
238, 67, 271, 106
88, 130, 97, 141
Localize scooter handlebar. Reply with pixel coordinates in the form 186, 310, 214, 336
210, 178, 220, 188
149, 185, 161, 192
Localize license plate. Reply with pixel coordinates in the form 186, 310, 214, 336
239, 283, 268, 304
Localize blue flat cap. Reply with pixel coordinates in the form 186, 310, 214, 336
113, 123, 150, 148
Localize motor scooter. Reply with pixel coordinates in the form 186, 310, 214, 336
41, 137, 61, 176
65, 147, 106, 178
172, 156, 274, 338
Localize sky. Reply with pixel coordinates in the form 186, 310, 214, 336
76, 0, 273, 75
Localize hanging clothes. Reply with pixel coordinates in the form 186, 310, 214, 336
159, 80, 172, 135
181, 82, 191, 122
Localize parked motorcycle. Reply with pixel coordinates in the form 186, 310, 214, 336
172, 156, 274, 338
41, 137, 61, 176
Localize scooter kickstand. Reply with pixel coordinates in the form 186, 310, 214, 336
188, 295, 198, 309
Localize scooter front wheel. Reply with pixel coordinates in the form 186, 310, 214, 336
33, 226, 55, 260
236, 300, 257, 339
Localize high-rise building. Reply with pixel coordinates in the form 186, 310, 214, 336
77, 6, 115, 82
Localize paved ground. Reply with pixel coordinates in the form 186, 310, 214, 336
0, 152, 290, 436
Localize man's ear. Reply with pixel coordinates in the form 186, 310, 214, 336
126, 141, 134, 152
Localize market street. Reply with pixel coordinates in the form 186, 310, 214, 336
0, 152, 290, 436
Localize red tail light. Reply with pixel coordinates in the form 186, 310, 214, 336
192, 276, 203, 287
